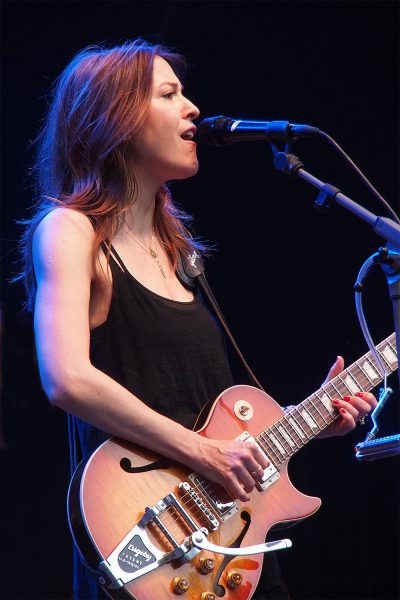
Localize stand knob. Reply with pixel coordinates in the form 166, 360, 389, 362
172, 577, 189, 594
198, 557, 215, 574
227, 570, 243, 589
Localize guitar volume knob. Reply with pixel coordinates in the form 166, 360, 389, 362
226, 570, 243, 589
198, 556, 215, 574
201, 593, 216, 600
172, 576, 189, 594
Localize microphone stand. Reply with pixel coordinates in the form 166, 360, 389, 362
271, 151, 400, 393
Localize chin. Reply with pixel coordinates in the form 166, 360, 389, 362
171, 161, 199, 181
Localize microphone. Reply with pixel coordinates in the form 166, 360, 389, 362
197, 115, 319, 147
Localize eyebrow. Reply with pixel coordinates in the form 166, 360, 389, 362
157, 81, 184, 92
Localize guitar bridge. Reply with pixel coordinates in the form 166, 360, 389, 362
178, 482, 220, 530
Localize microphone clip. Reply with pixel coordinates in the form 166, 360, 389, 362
272, 151, 304, 178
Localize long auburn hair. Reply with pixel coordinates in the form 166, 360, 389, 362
17, 39, 204, 311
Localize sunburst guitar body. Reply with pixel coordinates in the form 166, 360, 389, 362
67, 334, 397, 600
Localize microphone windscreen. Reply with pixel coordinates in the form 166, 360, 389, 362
197, 116, 234, 147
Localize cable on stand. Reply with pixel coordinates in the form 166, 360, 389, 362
270, 140, 400, 461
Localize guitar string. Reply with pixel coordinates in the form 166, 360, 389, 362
260, 366, 361, 464
153, 483, 224, 535
157, 399, 341, 536
264, 338, 396, 458
269, 393, 336, 454
144, 336, 397, 542
156, 497, 218, 541
190, 338, 393, 483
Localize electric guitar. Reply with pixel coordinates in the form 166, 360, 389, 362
68, 334, 397, 600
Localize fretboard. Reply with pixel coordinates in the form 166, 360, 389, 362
256, 334, 397, 466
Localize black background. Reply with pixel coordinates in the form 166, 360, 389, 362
1, 1, 399, 599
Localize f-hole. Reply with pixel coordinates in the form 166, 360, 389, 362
213, 510, 251, 597
120, 457, 171, 473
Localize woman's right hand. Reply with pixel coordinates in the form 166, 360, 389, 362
190, 437, 269, 502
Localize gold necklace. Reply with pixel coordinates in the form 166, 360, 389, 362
125, 228, 167, 278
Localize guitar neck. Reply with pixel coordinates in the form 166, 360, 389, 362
256, 334, 397, 466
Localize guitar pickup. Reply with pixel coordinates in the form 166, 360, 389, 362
236, 431, 280, 491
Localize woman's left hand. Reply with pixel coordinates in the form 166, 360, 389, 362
317, 355, 378, 439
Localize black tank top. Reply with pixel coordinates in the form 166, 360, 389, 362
71, 249, 288, 600
74, 247, 234, 460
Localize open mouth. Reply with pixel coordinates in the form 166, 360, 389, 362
180, 128, 196, 141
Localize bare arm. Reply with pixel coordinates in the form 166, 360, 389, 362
33, 208, 268, 501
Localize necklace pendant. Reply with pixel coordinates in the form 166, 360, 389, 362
158, 262, 166, 278
149, 248, 158, 258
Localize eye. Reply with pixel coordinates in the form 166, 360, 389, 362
162, 92, 175, 99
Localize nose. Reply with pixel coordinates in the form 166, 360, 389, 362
183, 95, 200, 121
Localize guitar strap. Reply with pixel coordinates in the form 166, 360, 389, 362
177, 250, 265, 392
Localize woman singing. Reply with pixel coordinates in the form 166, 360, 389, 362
17, 39, 376, 599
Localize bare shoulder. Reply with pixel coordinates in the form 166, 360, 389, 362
34, 207, 94, 242
33, 207, 95, 277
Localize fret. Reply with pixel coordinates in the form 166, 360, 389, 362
254, 334, 396, 464
364, 355, 382, 381
277, 421, 299, 450
276, 420, 299, 453
298, 402, 319, 437
350, 361, 370, 389
337, 372, 357, 395
386, 337, 396, 353
261, 422, 294, 465
290, 407, 314, 440
310, 392, 332, 420
312, 392, 337, 437
303, 398, 325, 429
342, 369, 361, 394
321, 381, 335, 400
376, 346, 392, 370
328, 379, 344, 398
381, 342, 397, 370
268, 429, 289, 459
366, 350, 388, 378
377, 335, 396, 373
257, 431, 276, 460
259, 432, 281, 465
307, 396, 330, 426
316, 389, 336, 415
270, 422, 294, 457
355, 359, 374, 386
282, 411, 309, 449
287, 414, 307, 444
304, 405, 323, 431
263, 430, 285, 463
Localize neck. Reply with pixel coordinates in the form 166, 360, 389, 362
256, 333, 397, 466
124, 180, 160, 239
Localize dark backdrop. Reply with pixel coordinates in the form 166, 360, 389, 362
1, 2, 399, 599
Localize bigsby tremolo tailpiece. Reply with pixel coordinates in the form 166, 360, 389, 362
96, 456, 290, 591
